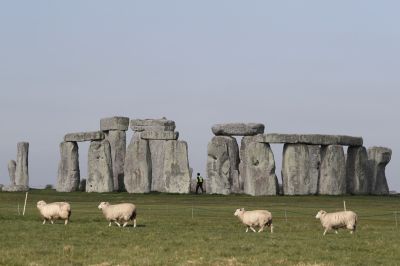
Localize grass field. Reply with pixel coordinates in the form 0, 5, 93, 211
0, 190, 399, 266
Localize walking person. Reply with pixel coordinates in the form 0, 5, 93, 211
196, 173, 204, 194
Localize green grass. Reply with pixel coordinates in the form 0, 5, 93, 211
0, 190, 399, 266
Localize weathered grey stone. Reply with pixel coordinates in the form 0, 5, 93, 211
308, 145, 321, 194
149, 140, 167, 192
239, 136, 278, 196
140, 131, 179, 140
2, 184, 29, 192
130, 119, 175, 129
56, 141, 80, 192
131, 125, 176, 132
8, 160, 16, 185
15, 142, 29, 187
346, 146, 371, 194
86, 140, 113, 192
100, 116, 129, 131
0, 184, 3, 191
206, 136, 240, 195
124, 136, 152, 193
212, 123, 265, 136
255, 133, 363, 146
368, 147, 391, 195
162, 140, 191, 193
105, 130, 127, 191
318, 145, 346, 195
281, 144, 320, 195
64, 131, 105, 142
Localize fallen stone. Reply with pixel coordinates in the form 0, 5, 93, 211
255, 133, 363, 146
212, 123, 265, 136
87, 140, 113, 192
56, 141, 80, 192
162, 140, 191, 193
15, 142, 29, 187
105, 130, 127, 191
206, 136, 240, 195
281, 144, 320, 195
318, 145, 346, 195
346, 146, 371, 194
64, 131, 104, 142
140, 131, 179, 140
8, 160, 16, 185
368, 147, 391, 195
100, 116, 130, 131
124, 135, 152, 193
2, 184, 29, 192
239, 136, 278, 196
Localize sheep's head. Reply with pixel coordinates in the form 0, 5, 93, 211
98, 202, 110, 210
315, 210, 326, 219
37, 200, 46, 208
234, 208, 245, 216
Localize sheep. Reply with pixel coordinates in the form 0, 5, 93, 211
98, 202, 137, 228
36, 200, 71, 225
315, 210, 358, 235
234, 208, 273, 233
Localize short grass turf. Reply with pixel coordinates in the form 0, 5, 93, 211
0, 190, 399, 266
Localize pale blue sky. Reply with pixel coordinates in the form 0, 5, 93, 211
0, 1, 399, 190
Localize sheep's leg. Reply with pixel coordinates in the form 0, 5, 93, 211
270, 224, 274, 234
65, 219, 68, 225
335, 230, 338, 234
114, 221, 121, 227
323, 229, 328, 236
258, 226, 265, 233
250, 226, 256, 233
108, 222, 112, 227
43, 219, 46, 225
50, 220, 54, 224
133, 219, 137, 228
245, 227, 249, 233
122, 222, 128, 227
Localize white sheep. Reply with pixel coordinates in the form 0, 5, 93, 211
234, 208, 273, 233
36, 200, 71, 225
315, 210, 358, 235
98, 202, 137, 228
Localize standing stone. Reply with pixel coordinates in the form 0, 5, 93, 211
368, 147, 392, 195
206, 136, 240, 195
281, 144, 320, 195
308, 145, 321, 194
87, 140, 113, 192
15, 142, 29, 187
346, 146, 371, 194
240, 136, 278, 196
8, 160, 16, 185
56, 142, 80, 192
124, 136, 152, 193
149, 140, 167, 192
319, 145, 346, 195
105, 130, 127, 191
163, 140, 191, 193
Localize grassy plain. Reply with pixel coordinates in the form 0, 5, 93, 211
0, 190, 399, 265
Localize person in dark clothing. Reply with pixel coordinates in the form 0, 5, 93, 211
196, 173, 204, 194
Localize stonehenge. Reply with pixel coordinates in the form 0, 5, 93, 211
207, 125, 392, 195
3, 142, 29, 192
4, 116, 390, 196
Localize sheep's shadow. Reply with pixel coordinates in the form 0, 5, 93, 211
121, 224, 146, 228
